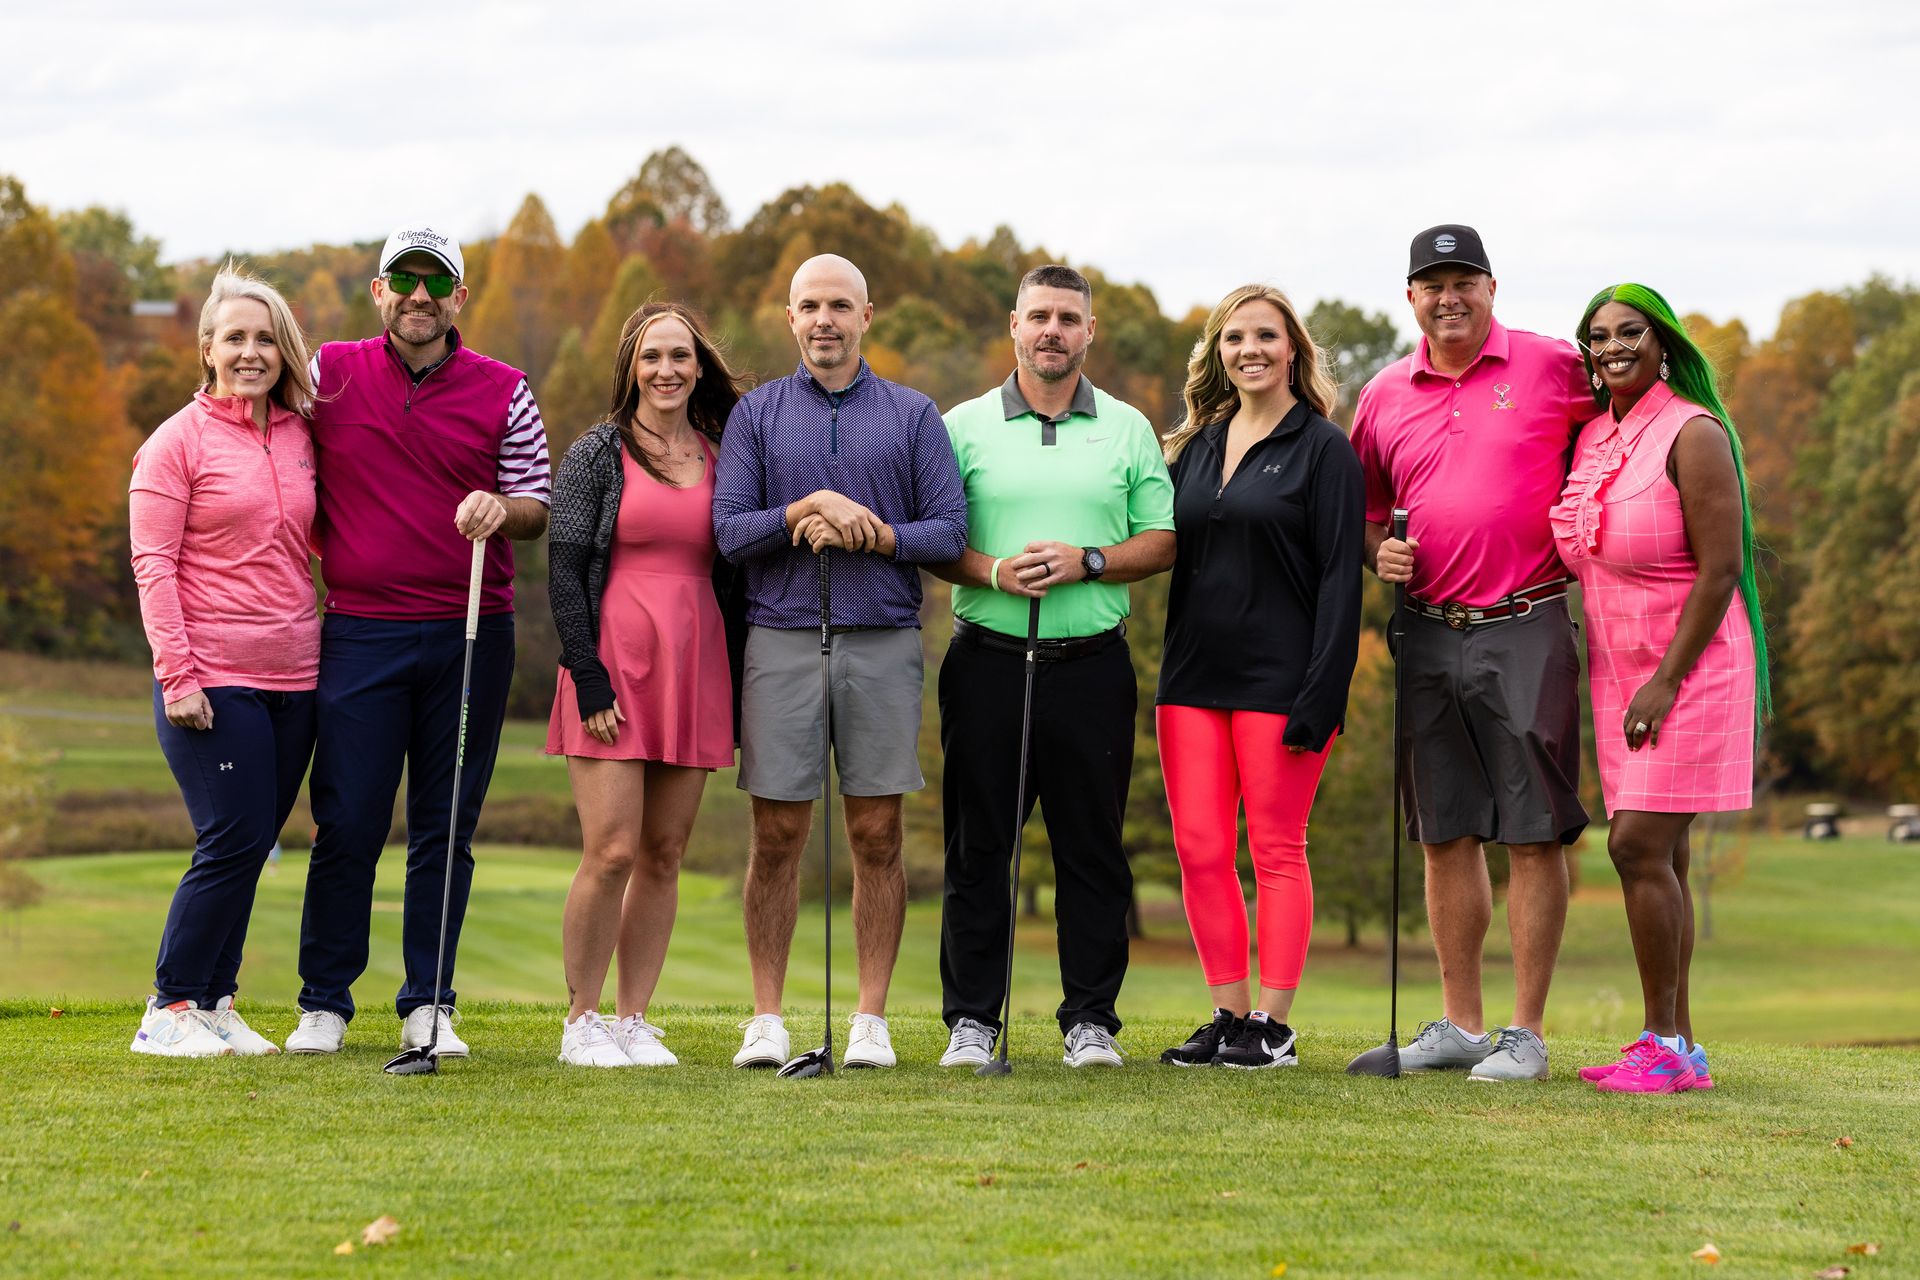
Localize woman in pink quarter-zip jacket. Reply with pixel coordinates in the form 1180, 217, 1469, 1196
126, 266, 322, 1060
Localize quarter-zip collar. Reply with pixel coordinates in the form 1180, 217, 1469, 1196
386, 325, 464, 386
796, 357, 872, 402
193, 389, 299, 439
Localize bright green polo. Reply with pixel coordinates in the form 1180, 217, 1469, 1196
944, 372, 1175, 639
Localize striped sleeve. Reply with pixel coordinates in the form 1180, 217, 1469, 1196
495, 377, 552, 502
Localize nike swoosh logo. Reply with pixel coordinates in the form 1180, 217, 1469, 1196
1085, 435, 1110, 444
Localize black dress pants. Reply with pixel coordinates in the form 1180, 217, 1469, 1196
938, 630, 1136, 1035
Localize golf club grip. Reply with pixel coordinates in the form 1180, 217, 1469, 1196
464, 537, 486, 641
1024, 595, 1040, 657
818, 549, 830, 653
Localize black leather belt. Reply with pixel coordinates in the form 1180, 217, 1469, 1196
1408, 578, 1571, 630
951, 617, 1125, 661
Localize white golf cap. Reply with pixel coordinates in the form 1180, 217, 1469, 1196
378, 223, 464, 279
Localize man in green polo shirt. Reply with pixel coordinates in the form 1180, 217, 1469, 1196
930, 264, 1176, 1069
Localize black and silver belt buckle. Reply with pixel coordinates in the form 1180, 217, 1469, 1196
1442, 601, 1471, 631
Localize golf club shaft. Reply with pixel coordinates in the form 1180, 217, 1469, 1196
1387, 508, 1409, 1042
819, 549, 833, 1067
423, 537, 487, 1057
993, 596, 1042, 1063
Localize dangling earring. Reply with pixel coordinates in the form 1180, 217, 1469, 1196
1288, 359, 1296, 387
1591, 371, 1603, 391
1659, 358, 1670, 381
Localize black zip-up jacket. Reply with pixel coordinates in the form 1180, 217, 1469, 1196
548, 421, 749, 733
1156, 401, 1365, 752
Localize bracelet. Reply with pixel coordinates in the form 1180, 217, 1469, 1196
989, 557, 1007, 591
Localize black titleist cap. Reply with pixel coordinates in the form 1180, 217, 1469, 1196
1407, 224, 1491, 280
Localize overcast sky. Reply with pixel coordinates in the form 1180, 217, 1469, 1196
7, 2, 1914, 342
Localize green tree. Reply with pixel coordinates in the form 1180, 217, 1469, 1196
1306, 300, 1408, 424
607, 145, 730, 243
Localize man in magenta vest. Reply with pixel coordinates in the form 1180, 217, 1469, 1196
284, 223, 551, 1056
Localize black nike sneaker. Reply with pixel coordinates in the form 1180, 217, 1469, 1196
1215, 1017, 1298, 1069
1159, 1010, 1241, 1066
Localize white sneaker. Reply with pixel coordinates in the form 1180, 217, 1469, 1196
732, 1013, 789, 1068
559, 1012, 634, 1068
131, 997, 233, 1058
1063, 1022, 1124, 1068
285, 1008, 347, 1054
400, 1004, 468, 1057
940, 1017, 997, 1067
843, 1013, 896, 1069
198, 996, 280, 1055
612, 1013, 678, 1067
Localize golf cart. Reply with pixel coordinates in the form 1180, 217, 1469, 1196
1803, 803, 1843, 841
1890, 804, 1919, 843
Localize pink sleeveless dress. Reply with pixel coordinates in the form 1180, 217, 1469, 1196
1549, 381, 1755, 815
546, 443, 734, 767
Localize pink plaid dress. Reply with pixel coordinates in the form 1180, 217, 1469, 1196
1550, 381, 1755, 815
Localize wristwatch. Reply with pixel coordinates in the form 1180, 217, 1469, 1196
1080, 546, 1107, 581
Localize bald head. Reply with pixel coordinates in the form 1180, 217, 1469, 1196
786, 254, 873, 387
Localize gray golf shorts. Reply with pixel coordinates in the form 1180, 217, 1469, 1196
738, 625, 926, 801
1397, 598, 1588, 848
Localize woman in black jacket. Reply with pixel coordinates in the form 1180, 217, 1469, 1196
546, 302, 749, 1067
1155, 285, 1364, 1071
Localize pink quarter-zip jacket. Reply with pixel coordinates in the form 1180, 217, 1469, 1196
130, 391, 320, 703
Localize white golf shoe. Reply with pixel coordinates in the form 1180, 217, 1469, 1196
612, 1014, 678, 1067
285, 1009, 347, 1054
400, 1004, 469, 1057
130, 997, 233, 1058
732, 1013, 789, 1068
198, 996, 279, 1055
559, 1012, 633, 1068
843, 1013, 897, 1069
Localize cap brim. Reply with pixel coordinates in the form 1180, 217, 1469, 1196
382, 247, 461, 278
1408, 258, 1492, 281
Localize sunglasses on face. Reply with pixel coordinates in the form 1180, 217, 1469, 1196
383, 270, 459, 299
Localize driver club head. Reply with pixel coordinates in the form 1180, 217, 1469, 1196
1345, 1039, 1402, 1078
382, 1046, 438, 1076
974, 1057, 1012, 1078
777, 1047, 833, 1079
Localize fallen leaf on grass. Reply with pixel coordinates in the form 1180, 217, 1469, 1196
333, 1241, 353, 1256
1834, 1135, 1854, 1148
1814, 1268, 1850, 1279
1270, 1265, 1288, 1277
138, 1170, 152, 1181
1072, 1161, 1089, 1171
1847, 1243, 1880, 1256
361, 1215, 400, 1246
7, 1222, 19, 1233
48, 1007, 62, 1018
975, 1175, 995, 1187
247, 1091, 257, 1100
1692, 1242, 1722, 1264
1218, 1190, 1239, 1199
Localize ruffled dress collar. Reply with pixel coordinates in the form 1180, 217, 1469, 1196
1551, 381, 1675, 556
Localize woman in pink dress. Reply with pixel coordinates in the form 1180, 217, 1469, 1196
547, 303, 750, 1067
1549, 283, 1770, 1095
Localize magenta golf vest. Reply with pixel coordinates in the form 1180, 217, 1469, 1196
311, 334, 523, 619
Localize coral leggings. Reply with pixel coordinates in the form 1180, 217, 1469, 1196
1156, 705, 1332, 990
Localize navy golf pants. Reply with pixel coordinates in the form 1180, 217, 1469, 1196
151, 684, 316, 1007
297, 613, 514, 1021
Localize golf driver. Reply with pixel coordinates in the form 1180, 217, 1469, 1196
978, 595, 1042, 1078
779, 549, 836, 1079
1348, 507, 1411, 1079
385, 536, 487, 1077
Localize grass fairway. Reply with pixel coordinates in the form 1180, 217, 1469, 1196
1, 1004, 1914, 1279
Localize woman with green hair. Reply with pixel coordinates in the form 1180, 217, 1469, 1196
1548, 283, 1769, 1096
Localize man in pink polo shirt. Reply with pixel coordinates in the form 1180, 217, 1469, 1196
1352, 224, 1590, 1082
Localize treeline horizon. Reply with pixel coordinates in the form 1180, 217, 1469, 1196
3, 145, 1918, 819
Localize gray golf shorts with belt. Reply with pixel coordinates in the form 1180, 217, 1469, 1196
1397, 597, 1588, 847
737, 625, 926, 801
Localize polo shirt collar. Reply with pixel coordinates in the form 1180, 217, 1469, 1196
797, 358, 872, 399
1410, 317, 1510, 381
1000, 371, 1097, 421
1608, 378, 1676, 446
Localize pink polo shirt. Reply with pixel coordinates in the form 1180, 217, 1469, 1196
129, 392, 321, 702
1351, 318, 1590, 605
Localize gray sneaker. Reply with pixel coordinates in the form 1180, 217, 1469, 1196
1468, 1026, 1551, 1082
1400, 1018, 1497, 1072
1062, 1022, 1124, 1068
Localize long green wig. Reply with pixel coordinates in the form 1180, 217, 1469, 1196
1577, 282, 1772, 727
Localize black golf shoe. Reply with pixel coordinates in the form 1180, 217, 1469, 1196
1215, 1017, 1298, 1069
1160, 1010, 1241, 1067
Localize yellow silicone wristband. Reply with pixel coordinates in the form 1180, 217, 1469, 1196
989, 557, 1006, 591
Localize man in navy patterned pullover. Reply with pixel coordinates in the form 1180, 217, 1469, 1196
712, 254, 966, 1070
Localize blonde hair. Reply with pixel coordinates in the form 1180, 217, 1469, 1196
197, 262, 316, 416
1164, 284, 1338, 464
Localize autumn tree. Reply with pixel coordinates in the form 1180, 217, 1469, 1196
556, 218, 620, 337
607, 146, 731, 245
461, 194, 567, 383
296, 269, 348, 342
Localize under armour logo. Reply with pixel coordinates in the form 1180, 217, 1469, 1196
1262, 463, 1285, 474
219, 762, 234, 771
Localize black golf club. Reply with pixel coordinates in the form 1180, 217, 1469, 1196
385, 537, 487, 1077
779, 549, 835, 1079
977, 595, 1042, 1078
1348, 507, 1411, 1078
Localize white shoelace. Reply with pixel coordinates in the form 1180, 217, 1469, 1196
617, 1015, 665, 1045
570, 1014, 618, 1049
848, 1015, 889, 1046
296, 1010, 339, 1032
737, 1015, 782, 1040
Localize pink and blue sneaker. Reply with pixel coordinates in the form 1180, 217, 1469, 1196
1595, 1038, 1697, 1094
1685, 1043, 1714, 1090
1579, 1032, 1654, 1083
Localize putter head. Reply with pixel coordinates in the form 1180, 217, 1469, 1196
1345, 1038, 1402, 1078
382, 1046, 438, 1076
974, 1057, 1012, 1078
777, 1046, 833, 1078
